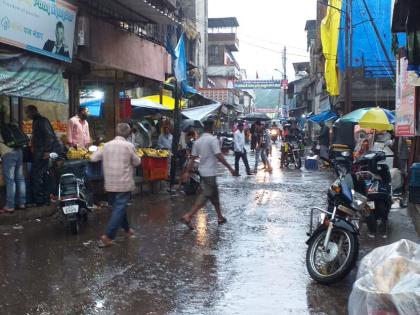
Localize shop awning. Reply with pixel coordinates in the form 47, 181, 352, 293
181, 103, 222, 122
306, 110, 338, 123
131, 98, 172, 118
140, 95, 187, 110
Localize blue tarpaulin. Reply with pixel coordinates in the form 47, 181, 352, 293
338, 0, 405, 78
307, 110, 338, 123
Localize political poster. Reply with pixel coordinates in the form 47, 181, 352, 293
0, 0, 77, 63
395, 58, 416, 137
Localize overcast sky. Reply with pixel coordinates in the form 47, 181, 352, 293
208, 0, 316, 81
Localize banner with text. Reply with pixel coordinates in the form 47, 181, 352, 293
0, 52, 67, 103
395, 58, 416, 137
0, 0, 77, 63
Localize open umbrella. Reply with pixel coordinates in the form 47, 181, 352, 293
341, 107, 395, 131
244, 113, 271, 122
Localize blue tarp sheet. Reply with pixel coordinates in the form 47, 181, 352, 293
307, 110, 338, 123
338, 0, 405, 78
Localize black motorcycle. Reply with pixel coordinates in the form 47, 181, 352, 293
218, 132, 234, 153
306, 151, 392, 284
49, 151, 95, 234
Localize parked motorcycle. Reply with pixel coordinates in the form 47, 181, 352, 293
49, 147, 96, 234
305, 150, 392, 284
280, 140, 302, 169
218, 132, 234, 153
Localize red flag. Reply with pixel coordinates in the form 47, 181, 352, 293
256, 71, 259, 79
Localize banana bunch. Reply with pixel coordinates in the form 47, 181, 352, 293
67, 147, 88, 160
137, 148, 171, 158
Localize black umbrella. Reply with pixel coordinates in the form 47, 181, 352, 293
244, 113, 271, 122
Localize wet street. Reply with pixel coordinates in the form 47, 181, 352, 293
0, 146, 418, 315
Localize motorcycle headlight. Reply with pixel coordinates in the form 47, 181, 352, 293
270, 130, 277, 136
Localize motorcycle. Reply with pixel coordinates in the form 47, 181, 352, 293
270, 128, 280, 144
49, 147, 96, 234
218, 132, 234, 153
305, 151, 392, 284
280, 140, 302, 169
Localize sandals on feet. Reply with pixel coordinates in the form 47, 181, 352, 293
180, 217, 194, 230
218, 217, 227, 225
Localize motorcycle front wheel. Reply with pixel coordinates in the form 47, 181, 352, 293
306, 227, 358, 284
294, 154, 302, 169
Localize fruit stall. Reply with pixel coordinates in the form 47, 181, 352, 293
66, 146, 171, 184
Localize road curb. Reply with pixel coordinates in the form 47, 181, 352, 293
408, 203, 420, 236
0, 206, 57, 226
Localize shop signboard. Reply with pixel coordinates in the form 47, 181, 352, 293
0, 52, 67, 103
395, 58, 416, 137
234, 80, 282, 90
0, 0, 77, 63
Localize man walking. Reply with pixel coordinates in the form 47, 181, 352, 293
67, 107, 91, 149
91, 123, 141, 247
181, 120, 236, 230
26, 105, 62, 206
234, 122, 253, 176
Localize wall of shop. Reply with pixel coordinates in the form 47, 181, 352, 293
78, 17, 171, 83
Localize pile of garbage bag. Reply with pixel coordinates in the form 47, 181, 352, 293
348, 239, 420, 315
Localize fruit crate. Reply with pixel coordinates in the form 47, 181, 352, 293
142, 157, 168, 181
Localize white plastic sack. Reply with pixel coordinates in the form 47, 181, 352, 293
390, 168, 404, 192
348, 239, 420, 315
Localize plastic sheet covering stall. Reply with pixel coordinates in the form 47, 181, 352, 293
338, 0, 403, 78
348, 239, 420, 315
181, 103, 221, 122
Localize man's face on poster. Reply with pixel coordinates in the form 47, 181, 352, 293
56, 26, 64, 46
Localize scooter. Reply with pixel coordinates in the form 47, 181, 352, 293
49, 146, 96, 234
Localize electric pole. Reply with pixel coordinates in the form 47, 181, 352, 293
282, 46, 287, 110
344, 0, 353, 114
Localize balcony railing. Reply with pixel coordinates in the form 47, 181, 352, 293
209, 33, 239, 52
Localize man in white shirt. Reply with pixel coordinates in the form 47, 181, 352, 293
181, 120, 236, 230
234, 122, 253, 176
157, 125, 173, 150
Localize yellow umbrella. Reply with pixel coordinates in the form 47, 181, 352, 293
341, 107, 395, 131
141, 95, 186, 110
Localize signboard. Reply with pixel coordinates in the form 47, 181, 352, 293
254, 108, 279, 114
395, 58, 416, 137
0, 0, 77, 63
0, 52, 67, 103
234, 80, 282, 89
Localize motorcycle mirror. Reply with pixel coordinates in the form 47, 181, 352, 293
49, 152, 59, 160
88, 145, 98, 153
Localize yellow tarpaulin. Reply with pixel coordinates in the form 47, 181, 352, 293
321, 0, 342, 96
141, 95, 186, 110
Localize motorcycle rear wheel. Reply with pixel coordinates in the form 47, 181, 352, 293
306, 227, 358, 284
69, 221, 79, 235
295, 156, 302, 169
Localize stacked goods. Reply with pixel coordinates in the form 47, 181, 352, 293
22, 120, 32, 134
51, 121, 67, 133
67, 147, 89, 160
22, 120, 67, 134
137, 148, 171, 158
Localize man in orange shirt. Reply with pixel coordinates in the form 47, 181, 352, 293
67, 107, 91, 149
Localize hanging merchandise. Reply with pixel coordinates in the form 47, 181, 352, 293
321, 0, 342, 96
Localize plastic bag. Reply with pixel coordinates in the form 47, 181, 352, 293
348, 239, 420, 315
